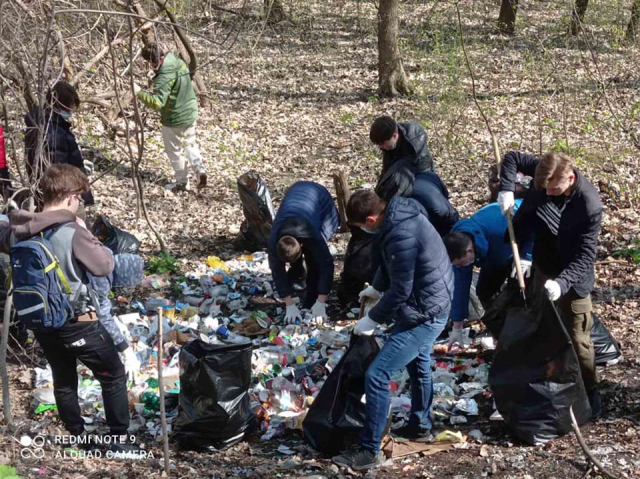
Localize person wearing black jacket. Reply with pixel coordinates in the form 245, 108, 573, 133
497, 150, 603, 417
369, 116, 434, 175
24, 81, 94, 206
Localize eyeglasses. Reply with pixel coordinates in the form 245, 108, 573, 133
70, 193, 85, 205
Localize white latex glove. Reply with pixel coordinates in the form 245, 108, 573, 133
511, 258, 532, 278
310, 301, 327, 325
447, 323, 464, 349
358, 285, 381, 303
83, 159, 95, 175
544, 280, 561, 301
497, 191, 515, 215
285, 304, 302, 324
353, 315, 377, 336
120, 347, 140, 382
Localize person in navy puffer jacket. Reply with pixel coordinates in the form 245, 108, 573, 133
442, 200, 534, 348
268, 181, 339, 325
332, 191, 453, 471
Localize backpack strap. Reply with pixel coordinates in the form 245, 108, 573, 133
38, 241, 72, 294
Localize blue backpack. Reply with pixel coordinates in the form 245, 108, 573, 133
9, 228, 74, 331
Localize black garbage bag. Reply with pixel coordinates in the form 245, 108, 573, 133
489, 297, 592, 445
337, 227, 376, 305
235, 171, 276, 250
303, 335, 380, 455
91, 215, 140, 254
173, 339, 256, 450
591, 314, 622, 365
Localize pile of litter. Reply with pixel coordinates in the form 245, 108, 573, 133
29, 252, 500, 448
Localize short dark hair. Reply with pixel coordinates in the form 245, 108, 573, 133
443, 232, 473, 261
277, 236, 301, 263
370, 116, 397, 144
40, 164, 89, 205
47, 81, 80, 110
346, 190, 386, 225
535, 152, 573, 189
141, 43, 165, 64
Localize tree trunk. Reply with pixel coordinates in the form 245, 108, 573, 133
264, 0, 286, 24
626, 0, 640, 43
332, 172, 351, 233
1, 294, 13, 428
570, 0, 589, 35
497, 0, 519, 35
378, 0, 411, 97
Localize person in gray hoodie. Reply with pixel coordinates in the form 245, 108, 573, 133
0, 165, 140, 456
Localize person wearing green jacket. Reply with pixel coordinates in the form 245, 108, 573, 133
138, 43, 206, 192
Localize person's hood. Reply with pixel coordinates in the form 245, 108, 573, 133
452, 216, 489, 263
8, 209, 78, 240
375, 159, 417, 200
397, 122, 427, 152
25, 108, 70, 129
158, 52, 183, 75
380, 196, 426, 235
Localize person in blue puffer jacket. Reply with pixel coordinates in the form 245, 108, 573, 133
268, 181, 339, 325
442, 200, 533, 348
332, 191, 453, 471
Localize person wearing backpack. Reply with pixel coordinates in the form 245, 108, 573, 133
0, 165, 139, 456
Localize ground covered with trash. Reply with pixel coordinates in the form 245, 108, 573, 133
2, 0, 640, 477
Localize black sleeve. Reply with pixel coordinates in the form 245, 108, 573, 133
268, 242, 292, 299
304, 238, 334, 295
499, 151, 539, 192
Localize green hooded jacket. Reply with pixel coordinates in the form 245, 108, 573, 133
138, 52, 197, 127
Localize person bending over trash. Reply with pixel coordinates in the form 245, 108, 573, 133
369, 116, 435, 175
376, 170, 459, 237
333, 190, 453, 471
497, 150, 603, 417
138, 43, 207, 192
0, 165, 140, 456
268, 181, 339, 325
443, 200, 533, 348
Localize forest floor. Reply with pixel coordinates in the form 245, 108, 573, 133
1, 0, 640, 477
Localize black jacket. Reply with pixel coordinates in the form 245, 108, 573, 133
499, 151, 603, 297
25, 108, 85, 177
382, 122, 434, 175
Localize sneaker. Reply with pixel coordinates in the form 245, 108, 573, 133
197, 172, 207, 190
588, 389, 602, 419
392, 424, 433, 442
67, 431, 102, 452
332, 446, 384, 471
165, 181, 190, 193
107, 437, 145, 460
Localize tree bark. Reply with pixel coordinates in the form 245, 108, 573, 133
570, 0, 589, 35
332, 172, 351, 233
264, 0, 286, 24
378, 0, 411, 97
497, 0, 519, 35
626, 0, 640, 43
1, 294, 13, 428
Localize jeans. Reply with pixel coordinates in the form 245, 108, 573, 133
359, 311, 448, 452
161, 122, 205, 184
34, 320, 130, 435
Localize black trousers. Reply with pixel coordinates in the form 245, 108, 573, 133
34, 320, 129, 435
286, 251, 320, 309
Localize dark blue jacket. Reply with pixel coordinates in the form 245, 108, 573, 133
411, 173, 459, 236
370, 196, 453, 328
382, 122, 434, 174
499, 151, 603, 297
268, 182, 339, 298
450, 200, 532, 321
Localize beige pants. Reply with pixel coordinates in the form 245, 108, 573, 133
161, 123, 205, 184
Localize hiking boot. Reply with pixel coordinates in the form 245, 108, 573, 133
197, 172, 207, 190
588, 389, 602, 419
392, 424, 433, 442
107, 436, 145, 460
332, 446, 384, 471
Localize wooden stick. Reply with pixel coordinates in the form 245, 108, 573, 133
333, 171, 351, 233
569, 406, 619, 479
0, 294, 13, 427
157, 308, 170, 475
